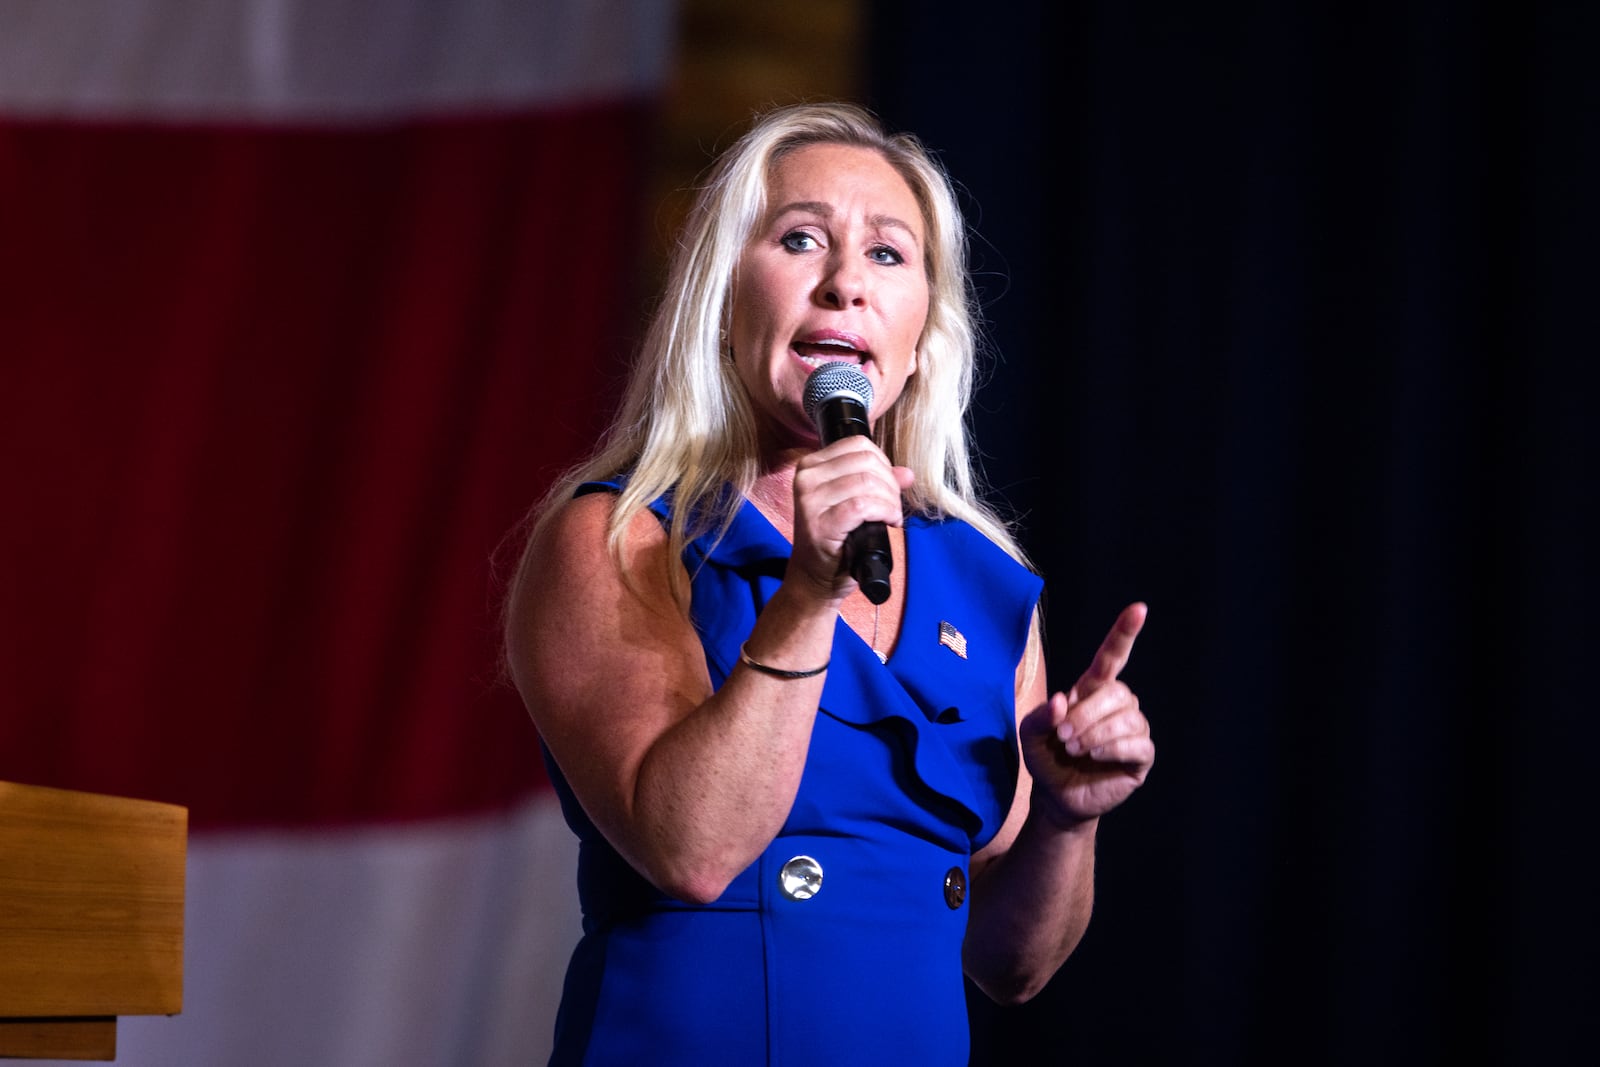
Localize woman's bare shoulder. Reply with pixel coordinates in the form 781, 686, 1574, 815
519, 491, 668, 587
507, 491, 684, 693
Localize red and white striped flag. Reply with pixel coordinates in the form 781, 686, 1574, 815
0, 2, 675, 1062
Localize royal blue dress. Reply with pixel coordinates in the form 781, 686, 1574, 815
543, 484, 1043, 1065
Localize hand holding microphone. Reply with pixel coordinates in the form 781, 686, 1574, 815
801, 362, 895, 606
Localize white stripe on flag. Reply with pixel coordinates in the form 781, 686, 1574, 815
0, 0, 676, 121
24, 795, 581, 1067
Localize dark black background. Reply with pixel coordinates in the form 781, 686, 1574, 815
868, 2, 1596, 1062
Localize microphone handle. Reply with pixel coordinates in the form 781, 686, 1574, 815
818, 395, 892, 606
846, 523, 892, 605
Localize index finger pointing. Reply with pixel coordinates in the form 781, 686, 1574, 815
1075, 601, 1147, 693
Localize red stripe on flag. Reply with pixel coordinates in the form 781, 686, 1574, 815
0, 102, 656, 828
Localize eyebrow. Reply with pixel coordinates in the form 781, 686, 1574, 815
771, 201, 922, 244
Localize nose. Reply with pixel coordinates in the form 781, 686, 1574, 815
818, 254, 867, 309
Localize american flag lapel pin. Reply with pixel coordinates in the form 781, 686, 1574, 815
938, 620, 968, 659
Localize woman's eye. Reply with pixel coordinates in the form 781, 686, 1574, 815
780, 231, 820, 252
869, 245, 905, 266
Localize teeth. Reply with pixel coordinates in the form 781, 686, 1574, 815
793, 340, 865, 370
797, 354, 864, 369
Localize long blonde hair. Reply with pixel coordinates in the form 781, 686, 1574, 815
511, 102, 1033, 615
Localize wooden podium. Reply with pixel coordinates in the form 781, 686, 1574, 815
0, 781, 185, 1061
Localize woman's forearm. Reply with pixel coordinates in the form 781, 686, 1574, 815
963, 807, 1100, 1005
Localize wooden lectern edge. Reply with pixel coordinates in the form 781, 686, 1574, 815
0, 1017, 118, 1061
1, 781, 188, 1060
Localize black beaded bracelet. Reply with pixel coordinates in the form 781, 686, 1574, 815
738, 641, 829, 679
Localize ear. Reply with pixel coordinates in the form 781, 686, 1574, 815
909, 347, 920, 375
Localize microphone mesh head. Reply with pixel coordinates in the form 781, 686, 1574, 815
801, 362, 874, 426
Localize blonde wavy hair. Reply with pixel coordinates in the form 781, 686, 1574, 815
512, 101, 1033, 616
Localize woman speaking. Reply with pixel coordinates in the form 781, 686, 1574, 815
505, 102, 1153, 1064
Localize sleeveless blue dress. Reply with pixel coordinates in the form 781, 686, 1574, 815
544, 484, 1043, 1065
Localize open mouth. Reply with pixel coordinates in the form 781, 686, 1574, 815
792, 340, 866, 368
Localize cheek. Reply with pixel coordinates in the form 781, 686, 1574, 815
730, 272, 782, 345
904, 293, 931, 364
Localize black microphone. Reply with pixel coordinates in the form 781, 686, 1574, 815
801, 362, 893, 605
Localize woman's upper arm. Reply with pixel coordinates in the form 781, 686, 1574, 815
506, 494, 712, 846
970, 614, 1047, 879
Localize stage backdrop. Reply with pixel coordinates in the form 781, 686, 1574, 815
869, 1, 1596, 1063
0, 2, 672, 1063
